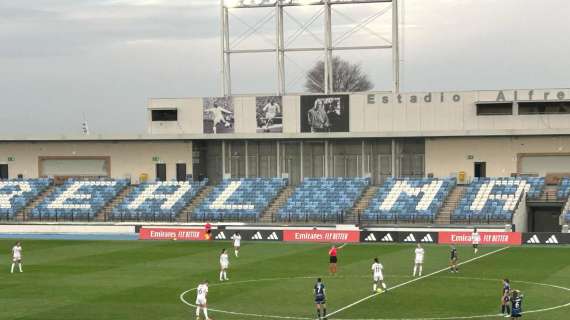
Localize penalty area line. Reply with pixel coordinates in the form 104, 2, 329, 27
325, 246, 510, 320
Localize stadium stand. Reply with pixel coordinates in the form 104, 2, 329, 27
451, 177, 544, 223
111, 180, 207, 221
31, 179, 129, 220
362, 177, 455, 223
525, 176, 545, 198
557, 177, 570, 200
193, 178, 286, 221
277, 177, 369, 222
0, 179, 52, 219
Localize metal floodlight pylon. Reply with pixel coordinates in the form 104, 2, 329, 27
219, 0, 399, 96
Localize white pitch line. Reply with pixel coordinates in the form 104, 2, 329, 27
325, 246, 511, 319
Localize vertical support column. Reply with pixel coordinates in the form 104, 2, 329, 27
276, 140, 281, 177
324, 0, 333, 94
324, 140, 329, 177
223, 6, 232, 96
300, 141, 304, 181
361, 140, 366, 177
276, 2, 285, 95
245, 140, 249, 177
222, 140, 226, 177
391, 139, 397, 178
228, 142, 232, 176
392, 0, 400, 94
219, 0, 226, 96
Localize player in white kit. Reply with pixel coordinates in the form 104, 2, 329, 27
195, 280, 212, 320
413, 243, 425, 277
219, 248, 229, 281
11, 241, 23, 274
472, 228, 481, 254
232, 232, 242, 258
371, 258, 387, 293
206, 104, 233, 134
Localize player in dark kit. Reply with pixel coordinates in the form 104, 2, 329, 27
314, 278, 327, 320
449, 246, 459, 273
510, 290, 524, 318
501, 279, 512, 317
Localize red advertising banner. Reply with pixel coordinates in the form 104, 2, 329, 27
139, 228, 208, 241
283, 230, 360, 243
438, 232, 522, 245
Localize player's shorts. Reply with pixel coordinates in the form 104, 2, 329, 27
329, 256, 338, 264
373, 274, 384, 282
315, 295, 326, 304
195, 297, 207, 305
511, 312, 521, 318
415, 258, 424, 264
450, 257, 458, 263
221, 263, 229, 269
13, 255, 21, 262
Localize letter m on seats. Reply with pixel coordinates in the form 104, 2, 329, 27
379, 180, 443, 211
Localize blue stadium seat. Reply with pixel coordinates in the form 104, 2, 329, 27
363, 177, 455, 223
32, 179, 129, 220
451, 177, 542, 223
194, 178, 287, 221
557, 177, 570, 200
112, 180, 207, 221
0, 179, 52, 219
277, 177, 369, 222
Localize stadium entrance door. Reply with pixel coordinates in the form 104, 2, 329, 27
528, 206, 563, 232
0, 164, 7, 179
474, 162, 486, 178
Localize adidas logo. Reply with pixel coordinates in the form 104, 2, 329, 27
421, 234, 434, 243
526, 235, 540, 244
403, 233, 416, 242
364, 233, 377, 242
267, 232, 279, 240
215, 232, 226, 240
380, 233, 394, 242
251, 232, 263, 240
546, 235, 559, 244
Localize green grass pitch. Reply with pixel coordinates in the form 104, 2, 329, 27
1, 239, 569, 319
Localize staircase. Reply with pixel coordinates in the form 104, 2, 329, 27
259, 186, 295, 223
17, 185, 57, 221
177, 185, 214, 222
345, 185, 378, 224
435, 185, 466, 224
95, 185, 135, 221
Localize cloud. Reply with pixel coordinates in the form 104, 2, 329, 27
0, 0, 569, 134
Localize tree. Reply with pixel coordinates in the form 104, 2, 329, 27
305, 56, 373, 93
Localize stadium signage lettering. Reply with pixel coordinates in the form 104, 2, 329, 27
438, 232, 522, 245
139, 228, 206, 241
379, 92, 462, 104
283, 230, 360, 243
496, 89, 567, 101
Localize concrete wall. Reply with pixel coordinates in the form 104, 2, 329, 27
0, 141, 193, 182
425, 136, 570, 179
148, 88, 570, 137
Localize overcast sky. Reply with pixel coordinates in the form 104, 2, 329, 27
1, 0, 569, 135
